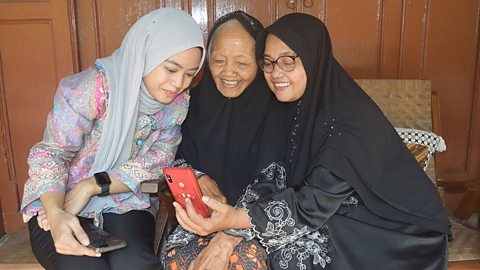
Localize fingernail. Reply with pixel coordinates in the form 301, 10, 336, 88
81, 238, 90, 246
202, 196, 210, 202
185, 198, 190, 203
95, 253, 102, 257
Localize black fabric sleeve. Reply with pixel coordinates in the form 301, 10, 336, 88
245, 166, 353, 253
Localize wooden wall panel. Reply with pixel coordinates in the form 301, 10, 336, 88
398, 0, 428, 78
0, 22, 57, 197
379, 0, 402, 78
297, 0, 326, 21
190, 0, 209, 39
210, 0, 275, 28
0, 58, 10, 239
325, 0, 382, 78
75, 0, 159, 70
1, 0, 479, 232
0, 200, 4, 238
424, 0, 479, 178
0, 0, 76, 232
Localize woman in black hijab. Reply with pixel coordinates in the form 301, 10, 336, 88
163, 11, 287, 270
174, 13, 450, 270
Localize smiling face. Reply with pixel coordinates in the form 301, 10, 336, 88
263, 34, 307, 102
208, 21, 257, 98
143, 47, 202, 104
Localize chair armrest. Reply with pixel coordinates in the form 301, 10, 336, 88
140, 180, 176, 256
141, 179, 167, 193
153, 190, 176, 256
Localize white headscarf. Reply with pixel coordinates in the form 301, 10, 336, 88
92, 8, 205, 175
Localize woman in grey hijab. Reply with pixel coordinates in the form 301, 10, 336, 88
20, 8, 205, 270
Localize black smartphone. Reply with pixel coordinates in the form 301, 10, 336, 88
80, 219, 127, 253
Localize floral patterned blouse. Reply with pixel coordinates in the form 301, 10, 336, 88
21, 65, 189, 223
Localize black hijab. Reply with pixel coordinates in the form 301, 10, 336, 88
256, 13, 450, 234
178, 11, 287, 204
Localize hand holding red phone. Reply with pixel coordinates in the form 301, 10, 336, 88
163, 167, 211, 218
174, 195, 251, 236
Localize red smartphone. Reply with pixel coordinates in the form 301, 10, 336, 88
163, 167, 211, 218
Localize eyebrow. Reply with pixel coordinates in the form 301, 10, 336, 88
165, 59, 199, 71
264, 51, 296, 58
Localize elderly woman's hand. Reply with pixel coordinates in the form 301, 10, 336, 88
197, 175, 227, 204
188, 232, 242, 270
174, 196, 251, 236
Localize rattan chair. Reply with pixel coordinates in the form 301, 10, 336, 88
356, 79, 480, 267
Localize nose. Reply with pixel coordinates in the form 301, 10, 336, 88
222, 61, 236, 76
270, 64, 284, 78
171, 73, 184, 90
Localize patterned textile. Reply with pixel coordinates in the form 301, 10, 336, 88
163, 236, 268, 270
164, 162, 360, 270
241, 163, 339, 269
21, 66, 189, 224
395, 127, 446, 170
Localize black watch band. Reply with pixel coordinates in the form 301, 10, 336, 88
94, 172, 111, 197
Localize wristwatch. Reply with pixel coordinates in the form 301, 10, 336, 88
94, 172, 111, 197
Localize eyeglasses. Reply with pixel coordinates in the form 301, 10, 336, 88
257, 55, 299, 73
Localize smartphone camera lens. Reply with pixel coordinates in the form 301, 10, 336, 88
166, 174, 173, 183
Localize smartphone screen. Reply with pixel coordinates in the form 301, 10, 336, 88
80, 219, 127, 253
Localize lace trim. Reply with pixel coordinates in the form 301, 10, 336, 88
259, 200, 312, 253
278, 228, 333, 270
225, 162, 286, 241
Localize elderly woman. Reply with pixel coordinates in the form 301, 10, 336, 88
173, 13, 450, 270
162, 11, 286, 270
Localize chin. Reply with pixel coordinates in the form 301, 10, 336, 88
272, 92, 290, 103
219, 88, 244, 98
156, 97, 176, 104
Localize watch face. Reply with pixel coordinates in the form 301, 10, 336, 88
94, 172, 111, 196
95, 172, 111, 185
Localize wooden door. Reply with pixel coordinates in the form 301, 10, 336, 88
0, 0, 77, 232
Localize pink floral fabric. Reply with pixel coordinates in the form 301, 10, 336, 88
21, 66, 189, 222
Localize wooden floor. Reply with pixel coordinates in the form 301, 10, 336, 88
0, 226, 43, 270
0, 224, 479, 270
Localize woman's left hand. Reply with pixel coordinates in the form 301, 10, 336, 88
64, 177, 98, 215
174, 196, 251, 236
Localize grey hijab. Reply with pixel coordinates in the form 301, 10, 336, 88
92, 8, 205, 175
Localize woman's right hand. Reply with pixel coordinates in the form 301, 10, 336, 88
37, 209, 50, 231
47, 207, 100, 257
40, 191, 99, 257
